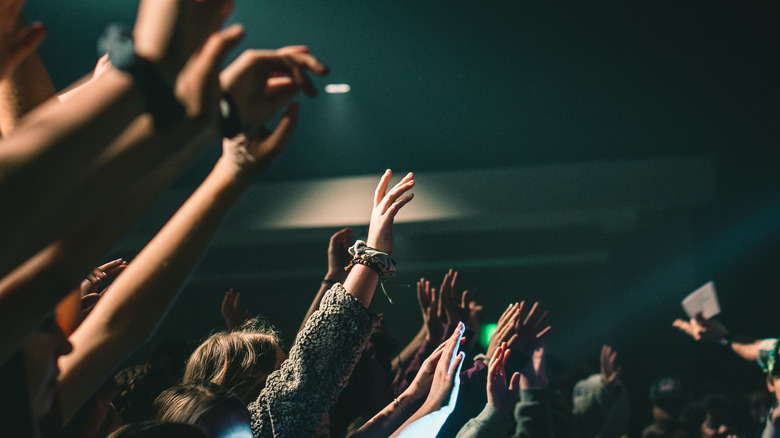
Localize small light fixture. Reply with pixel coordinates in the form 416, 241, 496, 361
325, 83, 351, 94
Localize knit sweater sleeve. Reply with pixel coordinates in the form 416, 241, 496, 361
248, 284, 378, 438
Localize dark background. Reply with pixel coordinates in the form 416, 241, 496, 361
24, 0, 780, 435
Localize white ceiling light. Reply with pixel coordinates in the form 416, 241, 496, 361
324, 83, 351, 94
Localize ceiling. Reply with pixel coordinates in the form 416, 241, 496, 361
25, 0, 780, 183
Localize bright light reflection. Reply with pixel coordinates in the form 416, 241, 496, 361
325, 83, 351, 94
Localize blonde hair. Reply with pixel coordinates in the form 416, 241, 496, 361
183, 319, 281, 404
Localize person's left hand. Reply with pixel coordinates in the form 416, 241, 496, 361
0, 1, 46, 80
220, 46, 328, 135
486, 303, 520, 359
405, 338, 448, 403
507, 301, 550, 357
420, 322, 466, 412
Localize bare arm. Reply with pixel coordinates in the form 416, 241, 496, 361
58, 99, 299, 423
343, 170, 414, 307
0, 0, 228, 269
673, 315, 763, 361
352, 340, 449, 438
0, 22, 245, 365
390, 324, 466, 438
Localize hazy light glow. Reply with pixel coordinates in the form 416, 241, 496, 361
480, 323, 497, 350
325, 83, 351, 94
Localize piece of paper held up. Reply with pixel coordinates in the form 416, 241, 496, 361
682, 281, 721, 319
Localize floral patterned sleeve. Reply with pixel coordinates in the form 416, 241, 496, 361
248, 283, 378, 438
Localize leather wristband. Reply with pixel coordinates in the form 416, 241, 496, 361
101, 23, 185, 130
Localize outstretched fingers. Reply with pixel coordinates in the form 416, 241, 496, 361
378, 173, 415, 215
385, 192, 414, 219
373, 169, 392, 207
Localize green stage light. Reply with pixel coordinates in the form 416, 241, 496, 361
480, 322, 497, 350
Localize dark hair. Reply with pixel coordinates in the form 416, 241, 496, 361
153, 382, 249, 436
113, 363, 178, 424
681, 395, 737, 438
183, 318, 280, 403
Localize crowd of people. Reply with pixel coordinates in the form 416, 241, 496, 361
0, 0, 777, 437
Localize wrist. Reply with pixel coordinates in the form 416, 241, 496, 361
398, 390, 422, 410
213, 155, 255, 189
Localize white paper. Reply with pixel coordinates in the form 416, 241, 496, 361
682, 281, 721, 319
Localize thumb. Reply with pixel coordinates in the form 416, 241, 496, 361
509, 372, 521, 393
256, 102, 299, 169
195, 25, 245, 77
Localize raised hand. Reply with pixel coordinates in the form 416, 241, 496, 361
487, 342, 521, 418
218, 101, 299, 180
418, 278, 443, 342
327, 228, 351, 283
486, 302, 520, 359
366, 170, 415, 254
220, 46, 329, 135
507, 301, 551, 357
405, 339, 448, 403
79, 258, 128, 297
419, 322, 466, 412
221, 288, 249, 330
600, 345, 622, 386
0, 0, 46, 80
672, 313, 730, 344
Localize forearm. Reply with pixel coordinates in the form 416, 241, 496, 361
349, 392, 419, 438
731, 337, 763, 362
390, 402, 452, 438
342, 264, 380, 308
0, 69, 145, 264
0, 126, 206, 366
59, 153, 241, 422
3, 115, 215, 274
0, 240, 70, 365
